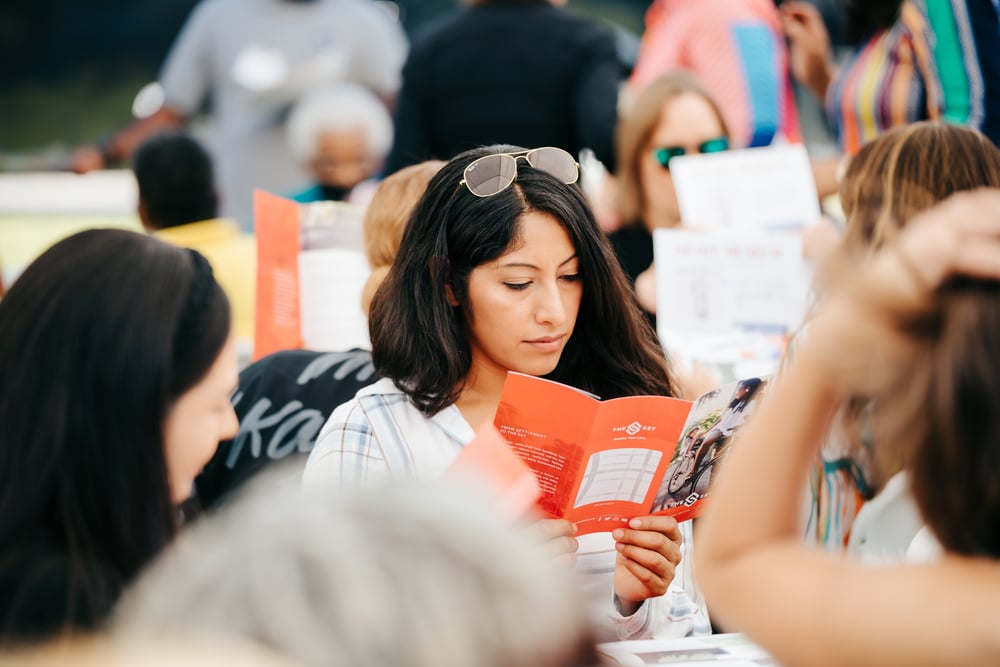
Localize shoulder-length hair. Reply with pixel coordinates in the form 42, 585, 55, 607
369, 145, 676, 415
616, 70, 730, 227
0, 229, 230, 642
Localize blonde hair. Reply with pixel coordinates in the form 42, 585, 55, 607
615, 70, 729, 226
839, 121, 1000, 257
360, 160, 444, 314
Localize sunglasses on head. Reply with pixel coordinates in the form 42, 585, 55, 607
460, 146, 580, 197
652, 137, 730, 170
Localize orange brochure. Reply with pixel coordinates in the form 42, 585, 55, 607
494, 372, 770, 534
254, 190, 304, 360
253, 190, 370, 361
447, 422, 542, 518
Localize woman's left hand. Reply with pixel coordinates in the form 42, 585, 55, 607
612, 515, 682, 615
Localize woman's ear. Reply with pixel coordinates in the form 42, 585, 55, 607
445, 283, 460, 307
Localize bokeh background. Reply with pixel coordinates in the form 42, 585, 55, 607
0, 0, 654, 167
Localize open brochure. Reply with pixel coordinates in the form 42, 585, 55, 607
492, 372, 769, 534
254, 190, 370, 360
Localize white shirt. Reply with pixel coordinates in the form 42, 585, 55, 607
304, 378, 711, 640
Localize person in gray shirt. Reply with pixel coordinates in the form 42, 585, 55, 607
72, 0, 407, 230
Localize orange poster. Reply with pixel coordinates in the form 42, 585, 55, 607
494, 372, 770, 534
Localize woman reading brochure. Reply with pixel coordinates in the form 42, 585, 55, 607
304, 145, 710, 639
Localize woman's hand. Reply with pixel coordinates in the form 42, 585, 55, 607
780, 1, 834, 100
811, 189, 1000, 394
612, 515, 682, 615
530, 518, 579, 566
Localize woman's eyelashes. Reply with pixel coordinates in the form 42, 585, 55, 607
502, 273, 580, 291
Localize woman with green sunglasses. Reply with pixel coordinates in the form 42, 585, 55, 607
609, 71, 731, 320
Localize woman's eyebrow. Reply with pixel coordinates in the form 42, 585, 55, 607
559, 253, 579, 267
497, 254, 579, 271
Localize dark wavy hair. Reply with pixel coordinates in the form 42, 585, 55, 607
370, 145, 676, 415
0, 229, 230, 645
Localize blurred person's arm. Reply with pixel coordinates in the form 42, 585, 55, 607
695, 190, 1000, 666
70, 106, 188, 173
810, 154, 843, 199
781, 1, 835, 101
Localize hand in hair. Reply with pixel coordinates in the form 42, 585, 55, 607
809, 188, 1000, 395
611, 515, 683, 614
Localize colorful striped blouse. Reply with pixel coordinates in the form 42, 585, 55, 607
827, 0, 1000, 154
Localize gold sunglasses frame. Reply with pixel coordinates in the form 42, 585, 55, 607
459, 147, 580, 198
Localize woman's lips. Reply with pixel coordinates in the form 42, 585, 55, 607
524, 334, 565, 351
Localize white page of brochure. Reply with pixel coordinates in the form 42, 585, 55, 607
670, 143, 819, 231
654, 229, 810, 380
296, 201, 370, 352
297, 248, 371, 352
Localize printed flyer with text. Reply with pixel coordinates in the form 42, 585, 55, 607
494, 372, 769, 533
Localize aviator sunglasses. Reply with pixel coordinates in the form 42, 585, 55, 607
652, 136, 730, 170
460, 146, 580, 197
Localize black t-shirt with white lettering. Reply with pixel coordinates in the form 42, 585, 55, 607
194, 348, 377, 510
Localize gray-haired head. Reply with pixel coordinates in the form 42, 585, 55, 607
115, 470, 597, 667
286, 83, 394, 166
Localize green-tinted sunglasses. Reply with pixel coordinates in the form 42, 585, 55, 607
652, 137, 730, 170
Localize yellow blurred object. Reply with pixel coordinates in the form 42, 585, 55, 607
155, 218, 257, 341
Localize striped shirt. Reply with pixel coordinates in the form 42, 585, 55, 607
827, 0, 1000, 154
304, 377, 711, 641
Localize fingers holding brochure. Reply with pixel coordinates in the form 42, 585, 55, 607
612, 515, 683, 611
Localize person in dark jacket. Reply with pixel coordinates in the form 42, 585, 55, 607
384, 0, 621, 174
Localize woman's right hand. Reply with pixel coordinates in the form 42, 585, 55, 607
780, 1, 834, 100
810, 189, 1000, 393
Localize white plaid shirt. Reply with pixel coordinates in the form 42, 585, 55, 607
304, 378, 710, 640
